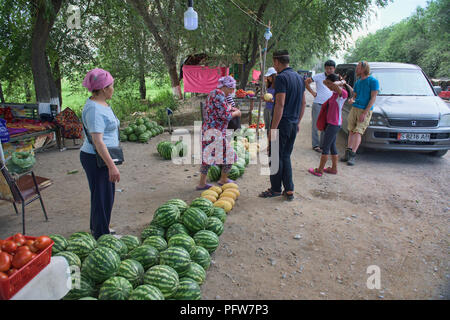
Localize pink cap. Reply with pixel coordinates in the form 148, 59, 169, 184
82, 68, 114, 92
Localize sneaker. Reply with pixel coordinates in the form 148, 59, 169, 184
109, 228, 116, 235
340, 148, 351, 162
347, 151, 356, 166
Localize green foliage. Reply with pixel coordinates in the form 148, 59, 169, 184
345, 0, 449, 78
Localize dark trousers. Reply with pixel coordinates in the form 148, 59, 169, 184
321, 124, 341, 155
80, 151, 115, 240
270, 119, 298, 193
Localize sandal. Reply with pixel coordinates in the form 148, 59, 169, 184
313, 146, 322, 153
258, 188, 282, 198
196, 184, 213, 190
308, 168, 323, 177
283, 191, 295, 201
218, 179, 235, 186
324, 167, 337, 174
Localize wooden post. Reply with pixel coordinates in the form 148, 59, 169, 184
256, 44, 264, 138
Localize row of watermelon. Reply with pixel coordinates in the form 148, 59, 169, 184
120, 117, 165, 143
157, 140, 188, 160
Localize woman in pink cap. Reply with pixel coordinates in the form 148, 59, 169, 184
80, 68, 120, 239
197, 76, 241, 190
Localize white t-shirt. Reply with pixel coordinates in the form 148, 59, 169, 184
312, 73, 333, 104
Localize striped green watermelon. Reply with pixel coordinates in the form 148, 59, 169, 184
159, 246, 191, 274
66, 236, 97, 261
178, 262, 206, 285
153, 204, 180, 228
120, 235, 141, 252
190, 197, 214, 216
191, 246, 211, 271
182, 207, 208, 234
143, 265, 179, 298
207, 165, 221, 182
234, 162, 245, 177
228, 165, 240, 180
48, 234, 68, 255
128, 285, 165, 300
97, 234, 128, 259
193, 230, 219, 254
245, 152, 250, 166
63, 274, 95, 300
127, 245, 159, 270
167, 233, 196, 256
141, 225, 165, 241
82, 247, 121, 283
143, 236, 168, 252
173, 277, 202, 300
98, 276, 133, 300
54, 251, 82, 269
206, 216, 224, 236
165, 223, 190, 240
68, 231, 95, 242
165, 199, 188, 214
116, 259, 145, 288
211, 207, 227, 224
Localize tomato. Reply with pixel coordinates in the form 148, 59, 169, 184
1, 240, 17, 254
13, 233, 26, 246
24, 240, 34, 247
12, 250, 33, 269
16, 246, 31, 254
0, 272, 8, 280
34, 236, 52, 250
7, 268, 17, 277
27, 242, 39, 253
0, 252, 12, 272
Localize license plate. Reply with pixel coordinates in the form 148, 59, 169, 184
397, 133, 431, 141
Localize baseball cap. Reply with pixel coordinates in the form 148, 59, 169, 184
264, 67, 277, 77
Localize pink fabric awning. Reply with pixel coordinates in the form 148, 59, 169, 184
183, 65, 229, 94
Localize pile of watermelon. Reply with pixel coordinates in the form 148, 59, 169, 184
120, 117, 164, 143
157, 140, 187, 160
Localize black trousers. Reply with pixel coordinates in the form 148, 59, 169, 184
80, 151, 115, 239
321, 124, 341, 155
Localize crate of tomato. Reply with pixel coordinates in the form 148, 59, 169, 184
0, 234, 53, 300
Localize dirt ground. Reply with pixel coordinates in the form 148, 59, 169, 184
1, 91, 448, 300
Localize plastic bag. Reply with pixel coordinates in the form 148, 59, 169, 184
0, 118, 9, 143
11, 151, 36, 170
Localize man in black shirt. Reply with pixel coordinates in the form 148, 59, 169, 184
259, 50, 306, 201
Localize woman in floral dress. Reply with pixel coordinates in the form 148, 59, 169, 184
197, 76, 241, 190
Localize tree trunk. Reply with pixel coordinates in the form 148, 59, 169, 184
53, 58, 63, 107
30, 0, 63, 104
139, 72, 146, 100
0, 82, 5, 104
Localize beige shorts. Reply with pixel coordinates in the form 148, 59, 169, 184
347, 107, 372, 135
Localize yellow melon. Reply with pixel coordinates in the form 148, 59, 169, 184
202, 195, 217, 203
219, 196, 235, 207
209, 186, 222, 195
220, 191, 237, 201
225, 188, 240, 198
213, 200, 232, 213
201, 190, 219, 199
222, 183, 239, 191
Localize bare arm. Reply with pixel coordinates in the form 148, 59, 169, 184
91, 133, 120, 183
299, 91, 306, 123
323, 79, 343, 96
304, 78, 316, 97
359, 90, 378, 123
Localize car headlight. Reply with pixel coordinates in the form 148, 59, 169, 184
369, 113, 388, 126
439, 114, 450, 127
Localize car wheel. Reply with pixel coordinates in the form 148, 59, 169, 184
429, 150, 448, 157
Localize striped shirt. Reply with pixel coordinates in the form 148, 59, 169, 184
226, 95, 235, 107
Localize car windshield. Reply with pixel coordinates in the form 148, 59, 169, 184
371, 69, 435, 96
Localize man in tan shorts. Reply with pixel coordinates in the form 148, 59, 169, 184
341, 61, 379, 165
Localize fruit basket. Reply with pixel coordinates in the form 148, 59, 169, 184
0, 235, 54, 300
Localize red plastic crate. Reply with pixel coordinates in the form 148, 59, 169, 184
0, 236, 53, 300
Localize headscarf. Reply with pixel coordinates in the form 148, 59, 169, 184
82, 68, 114, 92
217, 76, 236, 89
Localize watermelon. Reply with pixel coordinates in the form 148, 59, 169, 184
211, 207, 227, 224
165, 199, 188, 214
98, 276, 133, 300
234, 162, 245, 177
97, 234, 128, 259
178, 262, 206, 285
191, 246, 211, 271
116, 259, 145, 288
136, 118, 145, 126
228, 165, 240, 180
138, 132, 150, 143
158, 126, 164, 134
124, 127, 133, 135
135, 124, 147, 135
128, 285, 165, 300
206, 216, 224, 236
141, 225, 165, 241
129, 124, 137, 132
127, 245, 159, 270
193, 230, 219, 254
49, 234, 68, 255
165, 223, 190, 240
167, 233, 196, 256
143, 236, 168, 252
66, 236, 97, 261
245, 152, 250, 166
153, 204, 180, 228
128, 133, 138, 142
143, 265, 179, 298
144, 122, 153, 131
68, 231, 95, 242
159, 246, 191, 274
54, 251, 82, 269
161, 143, 174, 160
190, 197, 214, 216
173, 277, 202, 300
182, 207, 208, 234
120, 235, 141, 252
82, 247, 121, 283
207, 165, 221, 182
63, 274, 96, 300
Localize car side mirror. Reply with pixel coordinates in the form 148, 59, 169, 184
434, 86, 442, 95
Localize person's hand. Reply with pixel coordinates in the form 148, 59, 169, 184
108, 165, 120, 183
359, 111, 368, 123
313, 92, 317, 98
297, 123, 300, 133
347, 97, 355, 105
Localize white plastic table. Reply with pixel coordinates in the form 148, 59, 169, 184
10, 256, 71, 300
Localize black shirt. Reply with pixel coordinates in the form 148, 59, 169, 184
274, 67, 305, 124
